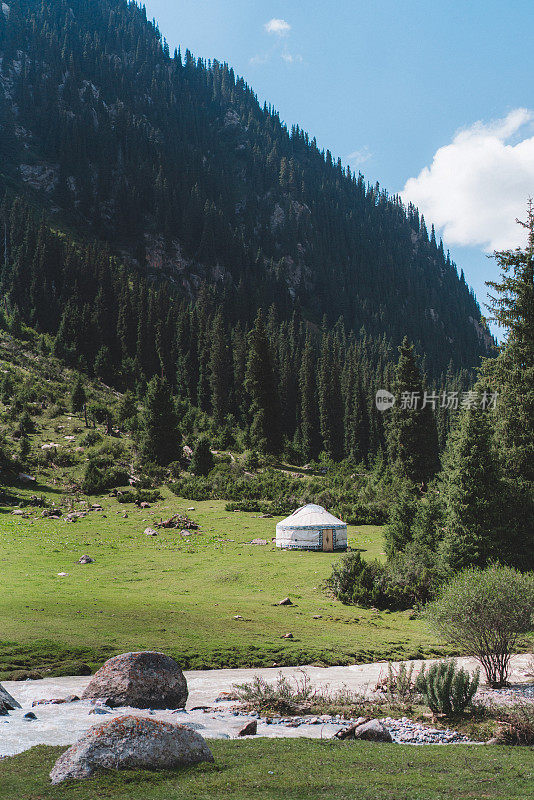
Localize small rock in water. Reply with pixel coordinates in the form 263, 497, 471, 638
0, 683, 21, 713
23, 712, 37, 721
238, 720, 257, 736
215, 691, 239, 702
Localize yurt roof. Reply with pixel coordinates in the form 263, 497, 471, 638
277, 504, 346, 529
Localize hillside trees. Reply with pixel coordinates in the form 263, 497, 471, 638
245, 311, 281, 454
140, 376, 181, 466
0, 0, 492, 379
387, 338, 440, 485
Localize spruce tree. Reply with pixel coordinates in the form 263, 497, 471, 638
140, 376, 181, 466
388, 338, 440, 485
317, 333, 344, 461
299, 332, 320, 461
209, 311, 232, 421
485, 203, 534, 486
190, 436, 214, 476
245, 311, 281, 453
70, 376, 86, 413
440, 406, 504, 571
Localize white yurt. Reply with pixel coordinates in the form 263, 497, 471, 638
276, 504, 347, 551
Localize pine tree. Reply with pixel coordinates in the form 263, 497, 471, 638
388, 338, 440, 485
245, 311, 281, 453
70, 376, 86, 413
299, 332, 320, 461
140, 376, 181, 466
190, 436, 214, 476
209, 311, 232, 421
484, 202, 534, 486
317, 333, 344, 460
440, 406, 505, 571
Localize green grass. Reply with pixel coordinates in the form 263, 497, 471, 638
0, 330, 456, 674
0, 489, 450, 676
1, 739, 533, 800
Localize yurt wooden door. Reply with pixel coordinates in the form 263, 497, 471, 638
322, 529, 334, 551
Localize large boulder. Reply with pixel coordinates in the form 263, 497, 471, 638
352, 719, 393, 743
82, 652, 188, 709
49, 715, 214, 784
0, 683, 21, 715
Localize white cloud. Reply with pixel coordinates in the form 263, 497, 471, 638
265, 18, 291, 36
281, 52, 302, 64
401, 109, 534, 251
348, 146, 372, 167
249, 53, 269, 65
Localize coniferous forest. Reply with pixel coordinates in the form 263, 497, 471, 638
0, 0, 494, 465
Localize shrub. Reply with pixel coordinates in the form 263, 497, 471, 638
168, 476, 213, 500
326, 552, 389, 608
415, 660, 480, 715
382, 661, 417, 706
244, 450, 261, 471
116, 489, 162, 504
426, 565, 534, 688
16, 409, 35, 436
386, 542, 445, 607
82, 459, 129, 494
225, 500, 263, 512
326, 550, 435, 611
493, 702, 534, 745
81, 430, 102, 447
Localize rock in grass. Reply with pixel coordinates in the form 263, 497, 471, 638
277, 597, 292, 606
144, 527, 158, 536
352, 719, 393, 743
0, 683, 21, 715
49, 715, 214, 784
82, 651, 188, 710
77, 555, 94, 564
237, 720, 257, 736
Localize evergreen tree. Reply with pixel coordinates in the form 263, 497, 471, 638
190, 436, 214, 476
440, 406, 505, 571
140, 376, 181, 466
299, 332, 320, 461
484, 203, 534, 486
388, 338, 440, 485
317, 333, 344, 460
70, 376, 87, 413
209, 311, 232, 421
245, 311, 281, 453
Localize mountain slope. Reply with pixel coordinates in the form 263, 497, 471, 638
0, 0, 492, 376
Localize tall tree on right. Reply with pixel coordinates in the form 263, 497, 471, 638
484, 202, 534, 487
387, 338, 440, 485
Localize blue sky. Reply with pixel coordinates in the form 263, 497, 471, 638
143, 0, 534, 335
